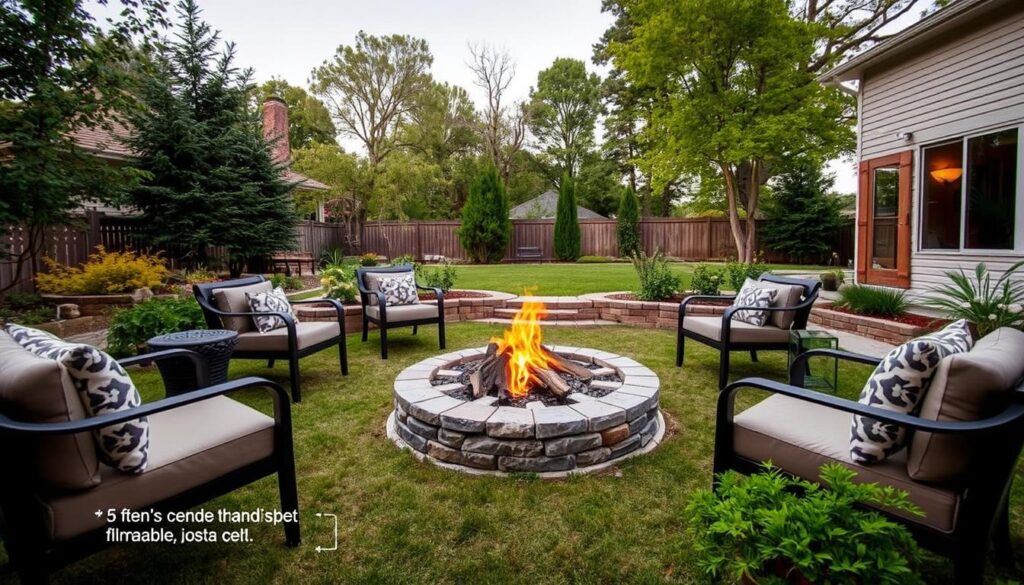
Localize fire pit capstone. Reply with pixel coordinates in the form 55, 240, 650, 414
387, 345, 664, 477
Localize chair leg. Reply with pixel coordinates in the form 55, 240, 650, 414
719, 350, 730, 389
380, 326, 388, 360
749, 350, 758, 362
361, 314, 368, 342
676, 330, 685, 367
338, 336, 349, 376
438, 318, 446, 350
953, 545, 986, 585
994, 498, 1015, 568
288, 357, 301, 403
277, 455, 301, 547
412, 325, 418, 335
267, 359, 275, 368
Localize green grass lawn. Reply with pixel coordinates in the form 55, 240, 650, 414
448, 262, 830, 296
11, 323, 1022, 584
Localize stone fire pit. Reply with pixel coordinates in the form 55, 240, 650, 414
386, 346, 664, 476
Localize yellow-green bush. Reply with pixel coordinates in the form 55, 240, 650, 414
36, 246, 171, 295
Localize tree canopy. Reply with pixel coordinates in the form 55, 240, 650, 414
257, 78, 337, 148
528, 58, 602, 178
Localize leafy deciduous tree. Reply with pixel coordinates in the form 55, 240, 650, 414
0, 0, 168, 292
125, 0, 296, 277
528, 58, 602, 178
553, 173, 581, 261
467, 43, 528, 185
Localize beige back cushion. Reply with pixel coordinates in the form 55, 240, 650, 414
361, 271, 398, 305
0, 331, 100, 490
755, 280, 803, 330
213, 281, 272, 333
907, 327, 1024, 482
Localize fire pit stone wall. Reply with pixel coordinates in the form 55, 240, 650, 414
388, 346, 664, 476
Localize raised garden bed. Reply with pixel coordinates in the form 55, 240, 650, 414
809, 304, 946, 345
606, 292, 733, 306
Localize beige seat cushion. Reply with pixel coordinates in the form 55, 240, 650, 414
0, 331, 100, 490
756, 280, 803, 329
366, 303, 438, 322
213, 281, 272, 333
734, 394, 959, 532
683, 316, 790, 344
235, 321, 341, 352
908, 327, 1024, 482
42, 396, 274, 541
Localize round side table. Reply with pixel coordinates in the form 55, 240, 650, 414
147, 329, 239, 395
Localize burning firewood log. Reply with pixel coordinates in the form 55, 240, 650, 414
540, 346, 594, 380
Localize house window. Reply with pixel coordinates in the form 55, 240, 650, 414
858, 151, 912, 288
871, 168, 899, 269
920, 127, 1020, 251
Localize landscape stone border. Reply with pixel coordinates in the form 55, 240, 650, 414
386, 345, 664, 477
809, 305, 931, 345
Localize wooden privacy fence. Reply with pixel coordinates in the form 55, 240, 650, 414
362, 218, 854, 265
1, 215, 347, 294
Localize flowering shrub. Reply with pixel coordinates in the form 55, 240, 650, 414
320, 264, 358, 303
36, 246, 170, 295
690, 264, 724, 296
927, 261, 1024, 337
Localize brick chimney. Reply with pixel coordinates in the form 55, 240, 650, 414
262, 96, 290, 164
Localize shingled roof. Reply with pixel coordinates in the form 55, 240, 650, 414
508, 190, 606, 220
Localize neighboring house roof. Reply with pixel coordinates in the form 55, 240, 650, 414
508, 190, 606, 220
818, 0, 1011, 82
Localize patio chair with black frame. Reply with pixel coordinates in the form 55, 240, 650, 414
193, 275, 348, 403
676, 274, 821, 389
714, 338, 1024, 585
355, 264, 445, 360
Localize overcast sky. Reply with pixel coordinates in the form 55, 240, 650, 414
86, 0, 919, 194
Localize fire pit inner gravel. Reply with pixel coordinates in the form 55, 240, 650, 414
387, 298, 664, 476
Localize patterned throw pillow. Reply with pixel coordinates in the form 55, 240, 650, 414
246, 286, 298, 333
731, 279, 778, 327
6, 323, 150, 473
378, 273, 420, 306
849, 319, 973, 464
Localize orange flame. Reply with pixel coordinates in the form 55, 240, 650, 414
491, 295, 551, 399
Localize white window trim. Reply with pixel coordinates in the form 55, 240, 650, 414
917, 123, 1024, 255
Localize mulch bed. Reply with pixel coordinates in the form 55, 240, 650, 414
418, 290, 490, 300
824, 303, 949, 329
607, 292, 733, 306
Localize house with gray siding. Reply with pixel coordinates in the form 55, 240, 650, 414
821, 0, 1024, 299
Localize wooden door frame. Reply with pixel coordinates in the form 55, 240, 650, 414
857, 151, 913, 288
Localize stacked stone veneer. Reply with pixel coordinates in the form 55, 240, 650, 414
388, 345, 663, 475
294, 290, 517, 332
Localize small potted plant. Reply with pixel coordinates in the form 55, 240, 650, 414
687, 463, 923, 584
819, 268, 844, 292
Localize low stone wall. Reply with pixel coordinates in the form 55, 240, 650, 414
35, 315, 108, 338
294, 290, 516, 332
809, 306, 929, 345
41, 294, 136, 316
388, 346, 664, 476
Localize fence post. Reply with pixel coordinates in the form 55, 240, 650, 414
415, 222, 422, 262
86, 210, 102, 252
704, 217, 713, 261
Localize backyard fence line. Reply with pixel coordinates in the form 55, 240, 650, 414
1, 215, 853, 294
362, 218, 854, 265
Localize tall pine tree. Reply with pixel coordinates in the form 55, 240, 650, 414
760, 159, 846, 263
616, 186, 641, 258
457, 165, 510, 263
553, 173, 581, 261
125, 0, 296, 276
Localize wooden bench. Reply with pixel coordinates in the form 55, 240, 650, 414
516, 246, 543, 261
270, 251, 316, 276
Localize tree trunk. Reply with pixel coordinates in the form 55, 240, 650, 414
720, 162, 749, 262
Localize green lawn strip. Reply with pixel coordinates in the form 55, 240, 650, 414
26, 323, 1021, 584
448, 262, 830, 296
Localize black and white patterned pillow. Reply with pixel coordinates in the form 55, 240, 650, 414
246, 286, 298, 333
379, 273, 420, 306
731, 279, 778, 327
850, 319, 973, 463
6, 323, 149, 473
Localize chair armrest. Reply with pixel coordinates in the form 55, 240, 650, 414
290, 298, 347, 333
788, 348, 881, 386
0, 376, 292, 436
719, 377, 1024, 436
118, 349, 210, 390
680, 295, 736, 311
416, 284, 443, 300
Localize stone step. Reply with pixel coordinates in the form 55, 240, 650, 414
506, 297, 592, 310
494, 307, 584, 321
471, 318, 619, 327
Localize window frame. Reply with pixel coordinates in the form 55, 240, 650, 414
858, 151, 912, 288
917, 123, 1024, 256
